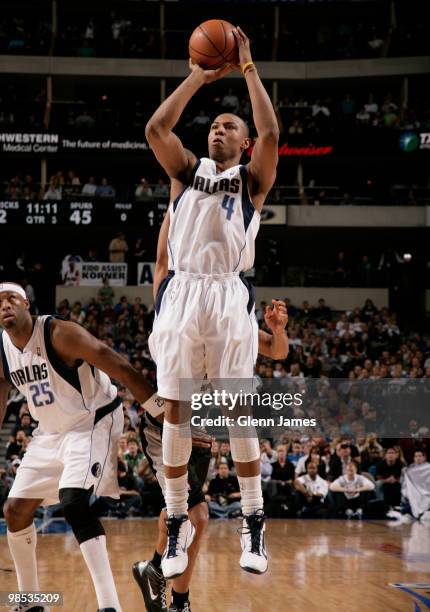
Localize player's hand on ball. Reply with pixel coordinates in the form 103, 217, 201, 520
232, 26, 253, 69
264, 299, 288, 334
189, 58, 233, 84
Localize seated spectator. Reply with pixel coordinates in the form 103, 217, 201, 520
361, 443, 383, 476
12, 412, 36, 437
329, 461, 375, 519
287, 441, 304, 466
221, 88, 240, 114
394, 450, 430, 523
43, 176, 62, 200
109, 232, 128, 263
207, 439, 221, 481
153, 179, 169, 198
295, 440, 314, 476
96, 177, 116, 198
304, 447, 327, 479
329, 442, 352, 480
205, 461, 241, 519
265, 445, 296, 518
82, 176, 98, 196
75, 109, 95, 128
124, 438, 143, 475
98, 277, 115, 307
219, 440, 234, 471
135, 178, 153, 200
294, 461, 330, 518
375, 447, 404, 509
192, 109, 211, 130
6, 430, 27, 461
70, 301, 86, 325
260, 438, 277, 482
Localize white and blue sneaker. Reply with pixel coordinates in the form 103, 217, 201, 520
239, 510, 268, 574
161, 515, 195, 579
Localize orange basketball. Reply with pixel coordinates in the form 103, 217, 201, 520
189, 19, 239, 70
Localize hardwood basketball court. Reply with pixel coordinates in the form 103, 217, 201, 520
0, 520, 429, 611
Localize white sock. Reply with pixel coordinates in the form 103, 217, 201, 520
7, 523, 40, 591
164, 472, 189, 516
237, 475, 264, 516
80, 535, 121, 611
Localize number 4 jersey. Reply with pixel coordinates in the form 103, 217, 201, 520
0, 315, 118, 434
168, 158, 260, 274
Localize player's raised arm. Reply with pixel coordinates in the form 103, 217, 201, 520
258, 300, 289, 359
145, 62, 231, 182
50, 319, 154, 404
233, 27, 279, 209
0, 361, 11, 429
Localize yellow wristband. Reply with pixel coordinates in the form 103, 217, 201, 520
242, 61, 255, 75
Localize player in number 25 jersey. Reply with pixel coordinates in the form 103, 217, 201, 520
0, 282, 155, 612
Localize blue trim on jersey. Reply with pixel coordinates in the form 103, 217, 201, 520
0, 331, 13, 385
155, 270, 175, 315
239, 165, 255, 233
167, 238, 175, 266
173, 159, 202, 212
95, 411, 114, 496
93, 396, 121, 425
44, 317, 82, 394
239, 272, 256, 314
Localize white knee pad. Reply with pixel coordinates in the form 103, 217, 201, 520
162, 420, 192, 467
228, 428, 260, 463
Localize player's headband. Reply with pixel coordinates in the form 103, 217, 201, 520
0, 283, 27, 299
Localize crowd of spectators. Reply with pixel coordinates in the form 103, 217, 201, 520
1, 4, 427, 61
2, 292, 429, 522
276, 91, 430, 136
2, 171, 172, 203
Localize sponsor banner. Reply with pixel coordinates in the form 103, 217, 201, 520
62, 262, 127, 286
0, 132, 60, 154
0, 132, 148, 155
137, 262, 156, 286
247, 142, 333, 157
260, 205, 286, 225
399, 131, 430, 152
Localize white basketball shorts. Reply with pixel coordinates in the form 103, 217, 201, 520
8, 405, 123, 506
148, 270, 258, 401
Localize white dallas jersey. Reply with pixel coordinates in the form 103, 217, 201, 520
0, 315, 118, 434
168, 158, 260, 274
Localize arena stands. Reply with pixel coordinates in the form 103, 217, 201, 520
2, 291, 428, 521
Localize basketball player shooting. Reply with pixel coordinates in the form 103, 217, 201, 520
0, 282, 157, 612
133, 201, 288, 611
145, 26, 279, 579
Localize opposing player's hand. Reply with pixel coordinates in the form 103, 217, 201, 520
189, 58, 233, 84
264, 299, 288, 334
232, 27, 253, 69
191, 427, 212, 448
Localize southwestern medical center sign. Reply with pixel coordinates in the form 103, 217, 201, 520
0, 132, 149, 154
